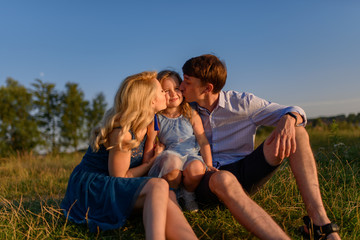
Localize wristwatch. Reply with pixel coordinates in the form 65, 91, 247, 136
285, 112, 299, 126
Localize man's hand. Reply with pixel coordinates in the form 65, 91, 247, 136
266, 114, 297, 160
206, 166, 219, 172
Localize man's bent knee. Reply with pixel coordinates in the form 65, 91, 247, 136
264, 126, 311, 166
263, 140, 284, 166
209, 171, 245, 197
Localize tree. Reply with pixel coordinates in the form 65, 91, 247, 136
60, 82, 88, 152
86, 93, 107, 138
347, 113, 357, 124
0, 78, 40, 156
311, 118, 325, 129
31, 79, 60, 153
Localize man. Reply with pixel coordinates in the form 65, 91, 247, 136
179, 54, 340, 240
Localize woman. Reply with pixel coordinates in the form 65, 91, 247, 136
61, 71, 197, 239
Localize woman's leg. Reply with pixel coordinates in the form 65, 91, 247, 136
133, 178, 169, 240
183, 160, 206, 192
165, 190, 198, 240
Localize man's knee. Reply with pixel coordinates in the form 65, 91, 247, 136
209, 171, 246, 197
263, 140, 283, 166
264, 126, 311, 166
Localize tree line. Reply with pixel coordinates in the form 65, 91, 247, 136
1, 77, 359, 157
307, 113, 360, 129
0, 77, 107, 157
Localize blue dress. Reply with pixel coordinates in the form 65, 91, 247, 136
148, 114, 205, 177
61, 133, 151, 232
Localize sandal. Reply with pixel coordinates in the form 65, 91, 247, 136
299, 216, 339, 240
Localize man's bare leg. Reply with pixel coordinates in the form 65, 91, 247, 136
264, 127, 340, 239
209, 170, 290, 240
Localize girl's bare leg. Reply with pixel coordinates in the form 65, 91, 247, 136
163, 169, 182, 189
183, 160, 206, 192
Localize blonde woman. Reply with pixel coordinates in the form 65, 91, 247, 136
61, 71, 197, 240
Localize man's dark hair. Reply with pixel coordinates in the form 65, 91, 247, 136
182, 54, 227, 93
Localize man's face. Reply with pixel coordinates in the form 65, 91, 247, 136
180, 74, 206, 103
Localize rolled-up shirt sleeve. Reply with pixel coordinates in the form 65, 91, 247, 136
248, 94, 307, 127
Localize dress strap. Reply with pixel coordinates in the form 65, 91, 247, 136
112, 126, 135, 140
129, 130, 136, 140
154, 114, 160, 131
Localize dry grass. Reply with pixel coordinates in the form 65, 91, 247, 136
0, 128, 359, 239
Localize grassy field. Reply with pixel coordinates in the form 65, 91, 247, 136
0, 127, 359, 239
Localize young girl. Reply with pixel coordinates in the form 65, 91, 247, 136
145, 70, 216, 212
61, 71, 197, 239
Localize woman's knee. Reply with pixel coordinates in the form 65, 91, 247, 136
144, 178, 169, 194
135, 178, 169, 208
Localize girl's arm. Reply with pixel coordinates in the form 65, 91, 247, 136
191, 110, 217, 171
108, 128, 161, 178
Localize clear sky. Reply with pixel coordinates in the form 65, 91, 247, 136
1, 1, 359, 118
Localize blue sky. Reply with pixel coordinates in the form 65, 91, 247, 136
1, 1, 359, 118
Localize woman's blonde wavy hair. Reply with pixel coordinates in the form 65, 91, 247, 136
157, 70, 192, 120
90, 71, 158, 151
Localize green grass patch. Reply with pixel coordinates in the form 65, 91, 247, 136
1, 128, 359, 239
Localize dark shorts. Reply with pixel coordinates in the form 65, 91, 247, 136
195, 142, 279, 207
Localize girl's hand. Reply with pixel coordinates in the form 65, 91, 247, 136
206, 166, 219, 172
154, 142, 165, 156
144, 142, 164, 167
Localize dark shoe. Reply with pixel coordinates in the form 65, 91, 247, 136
299, 216, 339, 240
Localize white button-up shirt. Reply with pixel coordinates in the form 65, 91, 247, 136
193, 90, 307, 168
